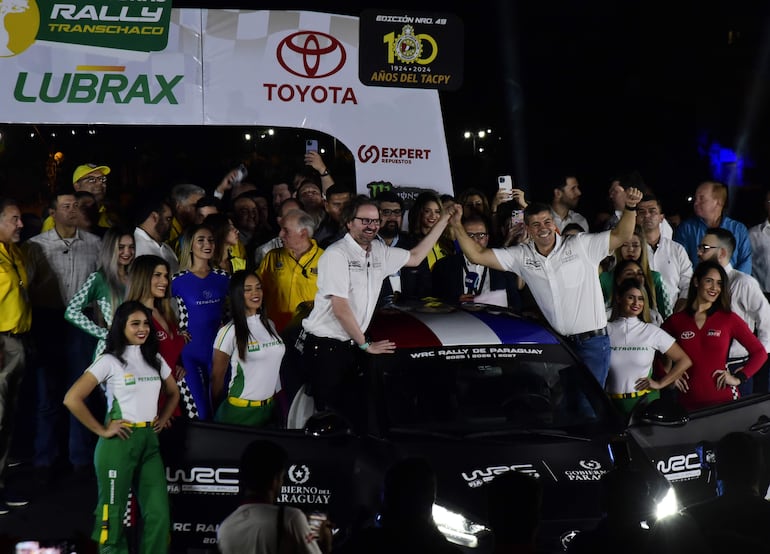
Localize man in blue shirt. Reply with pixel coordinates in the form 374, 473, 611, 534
674, 181, 752, 274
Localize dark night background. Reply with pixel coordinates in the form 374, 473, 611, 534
2, 1, 770, 228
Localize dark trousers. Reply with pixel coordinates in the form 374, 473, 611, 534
33, 309, 101, 468
301, 332, 363, 425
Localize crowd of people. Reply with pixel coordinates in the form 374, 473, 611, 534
2, 154, 770, 551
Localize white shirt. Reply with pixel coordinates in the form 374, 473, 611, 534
218, 503, 321, 554
725, 264, 770, 358
303, 233, 410, 341
646, 236, 692, 301
493, 232, 611, 335
214, 315, 284, 401
134, 226, 179, 274
749, 220, 770, 293
254, 236, 283, 268
551, 208, 589, 234
87, 346, 172, 423
606, 317, 675, 394
660, 218, 674, 240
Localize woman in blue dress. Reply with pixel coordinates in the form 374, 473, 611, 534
172, 223, 229, 419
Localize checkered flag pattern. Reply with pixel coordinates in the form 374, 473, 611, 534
178, 377, 199, 419
122, 490, 135, 527
173, 285, 190, 331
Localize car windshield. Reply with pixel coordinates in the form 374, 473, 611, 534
377, 345, 615, 436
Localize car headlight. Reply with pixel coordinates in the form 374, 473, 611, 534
654, 485, 679, 520
432, 503, 489, 548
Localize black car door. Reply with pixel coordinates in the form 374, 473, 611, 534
627, 394, 770, 507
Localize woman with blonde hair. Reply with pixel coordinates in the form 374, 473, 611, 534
65, 226, 135, 359
172, 223, 230, 420
600, 225, 670, 318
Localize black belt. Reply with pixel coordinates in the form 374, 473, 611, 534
305, 332, 355, 349
566, 327, 607, 342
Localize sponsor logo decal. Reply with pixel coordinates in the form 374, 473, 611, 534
288, 464, 310, 485
461, 464, 540, 488
680, 331, 695, 340
276, 31, 346, 79
564, 459, 607, 481
165, 466, 239, 495
656, 453, 701, 482
13, 67, 184, 104
357, 144, 432, 166
265, 30, 356, 105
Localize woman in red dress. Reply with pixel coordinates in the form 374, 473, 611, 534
127, 254, 188, 417
661, 260, 767, 411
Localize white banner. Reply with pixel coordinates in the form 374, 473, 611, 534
0, 6, 453, 195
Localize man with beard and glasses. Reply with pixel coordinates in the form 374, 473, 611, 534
299, 195, 451, 424
374, 190, 431, 305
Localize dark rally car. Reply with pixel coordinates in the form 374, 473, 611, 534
163, 300, 685, 553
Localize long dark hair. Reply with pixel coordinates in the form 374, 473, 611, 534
228, 270, 279, 360
612, 258, 658, 312
610, 278, 651, 323
125, 255, 178, 328
104, 301, 161, 372
687, 260, 731, 312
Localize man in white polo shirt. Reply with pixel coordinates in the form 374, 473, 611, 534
301, 194, 451, 420
450, 188, 643, 387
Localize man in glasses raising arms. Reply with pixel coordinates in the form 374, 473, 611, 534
299, 194, 451, 424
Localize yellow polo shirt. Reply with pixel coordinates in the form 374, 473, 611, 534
0, 242, 31, 334
257, 240, 323, 332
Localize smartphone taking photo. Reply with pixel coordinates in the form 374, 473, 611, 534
305, 139, 319, 154
498, 175, 513, 201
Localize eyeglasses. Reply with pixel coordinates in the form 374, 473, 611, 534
81, 176, 107, 185
697, 244, 719, 252
467, 232, 488, 239
353, 217, 381, 226
380, 208, 402, 217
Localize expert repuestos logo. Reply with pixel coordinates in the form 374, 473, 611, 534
265, 30, 357, 105
357, 144, 433, 166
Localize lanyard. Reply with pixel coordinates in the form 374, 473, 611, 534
462, 261, 487, 295
290, 245, 319, 278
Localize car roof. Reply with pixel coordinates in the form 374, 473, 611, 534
369, 301, 561, 348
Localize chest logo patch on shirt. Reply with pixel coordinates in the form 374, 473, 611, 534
523, 258, 542, 270
707, 329, 722, 337
124, 373, 136, 386
560, 247, 577, 264
247, 341, 261, 353
680, 331, 695, 340
155, 330, 168, 341
309, 267, 318, 275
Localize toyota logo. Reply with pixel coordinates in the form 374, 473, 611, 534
277, 31, 346, 79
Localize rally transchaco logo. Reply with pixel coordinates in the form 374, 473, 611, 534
0, 0, 172, 57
